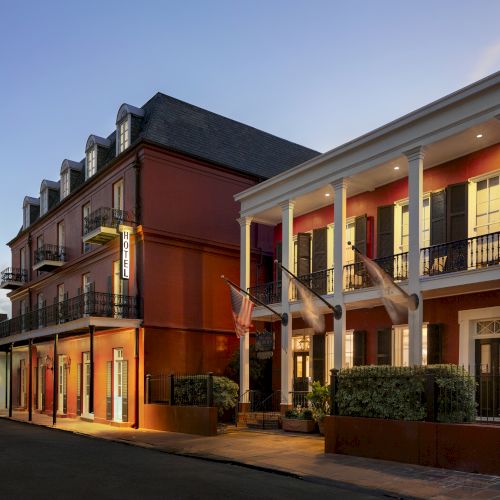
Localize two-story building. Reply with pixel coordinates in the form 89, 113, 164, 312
236, 72, 500, 418
0, 93, 318, 427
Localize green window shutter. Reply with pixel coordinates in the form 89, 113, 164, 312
377, 205, 394, 258
106, 361, 112, 420
312, 227, 328, 294
297, 233, 311, 277
76, 363, 82, 416
377, 328, 392, 365
354, 214, 367, 256
446, 182, 468, 271
312, 334, 326, 385
430, 190, 447, 246
353, 330, 367, 366
122, 360, 128, 423
275, 241, 282, 283
427, 324, 443, 365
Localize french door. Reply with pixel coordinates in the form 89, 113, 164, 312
19, 359, 26, 408
58, 355, 67, 414
113, 349, 123, 422
475, 338, 500, 418
82, 352, 91, 415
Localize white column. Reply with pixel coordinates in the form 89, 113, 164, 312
280, 200, 294, 407
238, 216, 252, 397
333, 179, 347, 369
405, 147, 424, 366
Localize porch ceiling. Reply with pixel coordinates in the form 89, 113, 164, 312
252, 118, 500, 226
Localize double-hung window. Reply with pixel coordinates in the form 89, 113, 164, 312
61, 170, 70, 199
118, 119, 129, 153
86, 147, 97, 179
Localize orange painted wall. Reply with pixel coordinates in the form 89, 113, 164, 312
144, 326, 239, 376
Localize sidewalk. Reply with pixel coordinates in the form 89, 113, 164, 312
3, 411, 500, 499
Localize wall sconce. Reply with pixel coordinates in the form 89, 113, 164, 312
44, 354, 53, 371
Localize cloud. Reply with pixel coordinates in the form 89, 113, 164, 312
0, 291, 11, 318
470, 41, 500, 81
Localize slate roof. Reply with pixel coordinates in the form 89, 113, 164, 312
139, 93, 320, 179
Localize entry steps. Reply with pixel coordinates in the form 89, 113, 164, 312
237, 411, 281, 430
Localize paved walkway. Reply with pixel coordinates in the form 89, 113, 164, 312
2, 411, 500, 499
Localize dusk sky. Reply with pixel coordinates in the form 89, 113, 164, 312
1, 0, 500, 314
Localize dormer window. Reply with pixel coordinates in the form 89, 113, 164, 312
118, 118, 129, 153
115, 103, 144, 155
40, 190, 48, 215
86, 147, 97, 179
60, 159, 83, 200
22, 196, 40, 230
39, 180, 60, 217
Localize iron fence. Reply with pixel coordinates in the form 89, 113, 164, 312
247, 281, 281, 305
0, 290, 140, 338
83, 207, 130, 235
145, 373, 214, 407
291, 268, 334, 299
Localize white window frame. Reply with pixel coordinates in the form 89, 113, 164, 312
40, 190, 48, 216
118, 116, 130, 154
86, 147, 97, 179
344, 330, 354, 368
113, 179, 124, 212
469, 171, 499, 237
392, 323, 428, 367
393, 194, 430, 255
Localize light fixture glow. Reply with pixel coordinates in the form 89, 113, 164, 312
325, 192, 330, 197
476, 133, 483, 139
394, 165, 400, 170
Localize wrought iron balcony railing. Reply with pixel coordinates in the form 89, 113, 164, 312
421, 231, 500, 276
34, 244, 66, 266
248, 280, 282, 306
344, 252, 409, 290
292, 267, 334, 299
83, 207, 129, 236
0, 291, 141, 339
0, 267, 28, 289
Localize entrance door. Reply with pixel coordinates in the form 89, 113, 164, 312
113, 348, 123, 422
58, 355, 67, 414
83, 352, 91, 415
19, 359, 26, 408
293, 352, 310, 393
475, 338, 500, 418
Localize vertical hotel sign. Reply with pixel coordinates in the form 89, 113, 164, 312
120, 227, 131, 280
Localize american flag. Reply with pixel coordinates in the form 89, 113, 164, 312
229, 284, 254, 338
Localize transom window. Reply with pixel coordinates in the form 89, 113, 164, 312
86, 147, 97, 179
118, 119, 129, 153
476, 175, 499, 235
476, 320, 500, 336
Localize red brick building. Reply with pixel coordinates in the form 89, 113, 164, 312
0, 94, 318, 427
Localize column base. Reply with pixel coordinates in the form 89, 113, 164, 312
280, 403, 292, 416
239, 402, 250, 413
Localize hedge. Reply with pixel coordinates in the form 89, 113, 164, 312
335, 365, 476, 423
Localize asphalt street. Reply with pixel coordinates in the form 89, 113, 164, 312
0, 419, 382, 500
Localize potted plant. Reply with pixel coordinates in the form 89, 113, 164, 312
282, 406, 316, 433
306, 381, 330, 435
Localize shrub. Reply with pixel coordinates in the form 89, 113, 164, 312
284, 406, 313, 420
334, 365, 476, 423
174, 375, 239, 416
306, 381, 330, 422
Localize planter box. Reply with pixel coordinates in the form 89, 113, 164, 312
282, 418, 316, 433
324, 415, 500, 475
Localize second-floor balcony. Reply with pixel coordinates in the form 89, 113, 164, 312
0, 290, 141, 339
0, 268, 28, 290
33, 244, 66, 272
83, 207, 129, 245
248, 231, 500, 305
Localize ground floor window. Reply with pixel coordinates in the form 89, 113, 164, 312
392, 324, 428, 366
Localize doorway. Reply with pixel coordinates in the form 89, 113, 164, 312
82, 352, 91, 416
58, 355, 67, 415
19, 359, 26, 408
37, 363, 45, 411
475, 337, 500, 418
113, 348, 123, 422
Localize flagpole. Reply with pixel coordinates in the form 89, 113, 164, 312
275, 261, 342, 320
221, 275, 288, 326
350, 243, 419, 309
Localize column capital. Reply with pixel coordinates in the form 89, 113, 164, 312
279, 199, 295, 212
331, 178, 349, 191
403, 146, 426, 163
237, 216, 253, 227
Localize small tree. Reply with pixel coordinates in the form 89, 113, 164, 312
306, 381, 330, 423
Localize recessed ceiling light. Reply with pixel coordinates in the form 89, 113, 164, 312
476, 133, 483, 138
325, 193, 330, 197
394, 166, 400, 170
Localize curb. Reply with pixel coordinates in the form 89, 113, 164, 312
3, 417, 420, 500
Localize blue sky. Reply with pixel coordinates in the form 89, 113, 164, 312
1, 0, 500, 314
